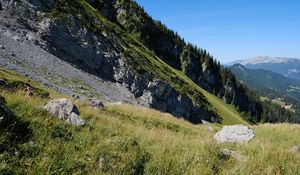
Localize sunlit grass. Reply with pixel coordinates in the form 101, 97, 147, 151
226, 124, 300, 174
1, 65, 300, 174
1, 89, 300, 174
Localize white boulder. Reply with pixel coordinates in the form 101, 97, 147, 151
214, 125, 255, 144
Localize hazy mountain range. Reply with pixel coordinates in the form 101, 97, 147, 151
229, 64, 300, 101
229, 56, 300, 81
229, 60, 300, 115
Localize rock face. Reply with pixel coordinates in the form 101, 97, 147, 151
88, 98, 104, 108
38, 17, 118, 80
44, 98, 85, 126
214, 125, 255, 144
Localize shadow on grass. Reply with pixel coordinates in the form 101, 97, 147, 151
0, 169, 17, 175
0, 112, 32, 153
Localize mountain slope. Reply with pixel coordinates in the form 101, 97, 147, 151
1, 68, 300, 174
0, 0, 217, 123
229, 64, 300, 99
231, 56, 300, 81
0, 0, 295, 123
229, 64, 300, 118
94, 0, 296, 123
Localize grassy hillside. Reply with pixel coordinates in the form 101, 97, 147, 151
174, 70, 250, 125
1, 70, 300, 174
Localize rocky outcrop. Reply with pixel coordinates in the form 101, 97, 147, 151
44, 98, 85, 126
214, 125, 255, 144
143, 80, 211, 122
38, 16, 119, 80
222, 80, 235, 104
87, 98, 104, 108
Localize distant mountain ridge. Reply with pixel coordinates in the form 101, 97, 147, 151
230, 56, 300, 81
229, 64, 300, 99
229, 64, 300, 115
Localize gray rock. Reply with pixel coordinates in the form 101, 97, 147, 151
88, 98, 104, 108
219, 148, 246, 161
148, 80, 166, 97
214, 125, 255, 144
288, 146, 299, 154
0, 45, 4, 49
25, 32, 36, 41
44, 98, 85, 126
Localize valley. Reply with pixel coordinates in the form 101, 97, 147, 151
229, 63, 300, 119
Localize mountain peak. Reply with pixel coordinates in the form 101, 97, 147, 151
236, 56, 300, 65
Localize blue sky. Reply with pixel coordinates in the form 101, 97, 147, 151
135, 0, 300, 63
